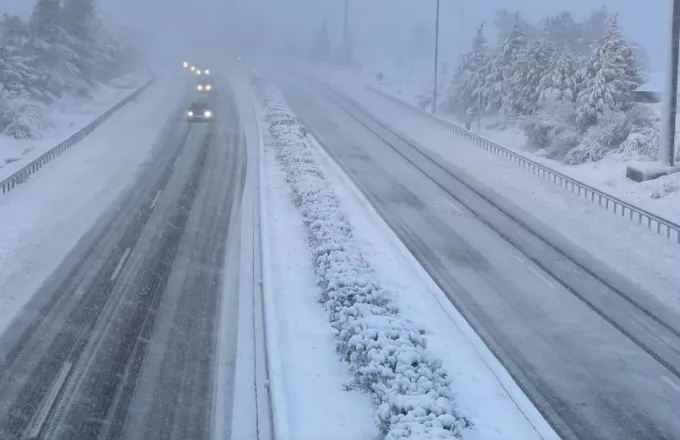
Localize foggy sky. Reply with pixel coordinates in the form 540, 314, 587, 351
0, 0, 669, 70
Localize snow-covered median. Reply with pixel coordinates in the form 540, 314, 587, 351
253, 75, 469, 439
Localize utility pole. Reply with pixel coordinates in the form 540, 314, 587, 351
459, 0, 464, 60
432, 0, 441, 115
660, 0, 680, 167
344, 0, 348, 40
343, 0, 350, 64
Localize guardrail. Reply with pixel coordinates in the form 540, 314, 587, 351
369, 86, 680, 244
0, 77, 155, 198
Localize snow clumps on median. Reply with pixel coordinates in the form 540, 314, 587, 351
252, 75, 470, 439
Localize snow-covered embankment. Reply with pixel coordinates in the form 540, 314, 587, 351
253, 75, 470, 439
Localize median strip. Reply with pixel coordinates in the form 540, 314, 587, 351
253, 74, 470, 439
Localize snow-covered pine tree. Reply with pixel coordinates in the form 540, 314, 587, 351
537, 48, 580, 103
0, 15, 35, 95
541, 11, 583, 53
62, 0, 95, 40
309, 18, 332, 63
30, 0, 61, 40
498, 13, 529, 114
484, 13, 528, 113
28, 0, 95, 97
506, 38, 556, 115
27, 0, 68, 98
483, 51, 504, 113
446, 23, 489, 117
493, 9, 540, 44
63, 0, 100, 85
576, 14, 642, 129
580, 6, 610, 53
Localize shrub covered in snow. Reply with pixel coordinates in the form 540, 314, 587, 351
521, 100, 658, 165
520, 100, 580, 159
253, 75, 470, 439
618, 128, 659, 161
565, 105, 657, 165
0, 90, 44, 139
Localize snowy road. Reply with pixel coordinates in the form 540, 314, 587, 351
0, 80, 247, 439
274, 75, 680, 440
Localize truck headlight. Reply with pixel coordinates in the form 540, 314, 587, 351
188, 111, 194, 117
205, 69, 211, 75
204, 110, 212, 118
190, 65, 196, 71
196, 70, 202, 75
206, 84, 212, 91
197, 85, 204, 91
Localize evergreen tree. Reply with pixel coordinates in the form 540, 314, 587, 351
63, 0, 101, 85
63, 0, 95, 40
27, 0, 74, 98
0, 0, 130, 139
493, 9, 540, 45
483, 51, 504, 113
447, 23, 489, 116
491, 13, 528, 114
336, 29, 354, 66
309, 18, 332, 63
542, 12, 583, 52
29, 0, 61, 41
0, 15, 40, 96
576, 15, 642, 128
538, 48, 580, 103
580, 6, 610, 52
506, 38, 556, 115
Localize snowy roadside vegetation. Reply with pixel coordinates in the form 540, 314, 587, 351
366, 7, 660, 169
0, 0, 132, 140
253, 75, 470, 439
442, 7, 659, 167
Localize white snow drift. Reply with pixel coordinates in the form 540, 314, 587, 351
253, 75, 470, 440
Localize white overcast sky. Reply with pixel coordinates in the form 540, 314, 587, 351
0, 0, 669, 70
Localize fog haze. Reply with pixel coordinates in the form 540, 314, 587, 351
1, 0, 668, 70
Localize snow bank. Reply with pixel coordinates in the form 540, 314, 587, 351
626, 161, 680, 182
252, 75, 469, 439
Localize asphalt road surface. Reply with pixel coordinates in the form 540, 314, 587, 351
0, 80, 246, 440
274, 74, 680, 440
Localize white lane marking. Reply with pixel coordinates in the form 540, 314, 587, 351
662, 375, 680, 393
150, 190, 162, 209
442, 197, 464, 214
110, 247, 132, 281
174, 156, 181, 167
526, 265, 555, 289
512, 256, 555, 289
27, 361, 73, 439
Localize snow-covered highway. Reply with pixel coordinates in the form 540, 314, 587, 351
1, 60, 678, 440
270, 73, 680, 440
0, 76, 254, 439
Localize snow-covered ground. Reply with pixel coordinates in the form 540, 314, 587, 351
0, 74, 183, 336
314, 69, 680, 313
0, 73, 148, 182
261, 130, 378, 440
367, 71, 680, 222
254, 75, 557, 440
